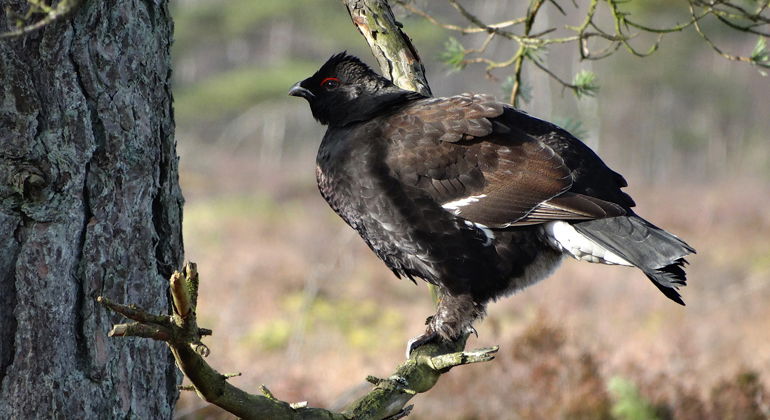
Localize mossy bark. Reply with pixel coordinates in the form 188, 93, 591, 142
0, 0, 183, 418
344, 0, 432, 97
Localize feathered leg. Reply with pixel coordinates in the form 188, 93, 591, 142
406, 291, 486, 356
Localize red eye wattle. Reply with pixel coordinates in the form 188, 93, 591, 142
320, 77, 340, 88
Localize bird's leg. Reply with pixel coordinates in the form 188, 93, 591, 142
406, 292, 486, 357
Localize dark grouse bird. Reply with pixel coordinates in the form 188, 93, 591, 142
289, 52, 694, 351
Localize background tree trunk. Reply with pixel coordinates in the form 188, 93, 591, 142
0, 1, 183, 417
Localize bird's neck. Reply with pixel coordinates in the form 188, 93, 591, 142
330, 88, 425, 127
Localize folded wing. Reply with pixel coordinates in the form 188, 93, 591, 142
382, 93, 626, 228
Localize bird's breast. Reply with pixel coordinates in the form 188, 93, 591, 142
315, 130, 381, 233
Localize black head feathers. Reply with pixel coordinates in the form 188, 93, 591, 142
316, 52, 381, 84
302, 52, 393, 94
289, 52, 424, 127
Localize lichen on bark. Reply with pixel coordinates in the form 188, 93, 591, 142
0, 1, 183, 418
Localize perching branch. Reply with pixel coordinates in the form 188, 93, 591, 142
343, 0, 432, 96
99, 263, 498, 419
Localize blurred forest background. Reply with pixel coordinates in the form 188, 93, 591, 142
170, 1, 769, 419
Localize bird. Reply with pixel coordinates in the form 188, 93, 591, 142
289, 52, 695, 352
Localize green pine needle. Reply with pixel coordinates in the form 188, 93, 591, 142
522, 45, 545, 61
501, 76, 532, 105
750, 37, 770, 71
572, 70, 599, 99
439, 37, 467, 72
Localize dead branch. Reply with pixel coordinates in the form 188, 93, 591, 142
99, 263, 498, 419
0, 0, 83, 39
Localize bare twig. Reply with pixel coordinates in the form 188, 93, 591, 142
0, 0, 83, 39
402, 0, 769, 104
97, 297, 170, 325
688, 0, 769, 67
394, 0, 524, 34
448, 0, 519, 39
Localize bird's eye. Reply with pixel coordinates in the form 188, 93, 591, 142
320, 77, 340, 89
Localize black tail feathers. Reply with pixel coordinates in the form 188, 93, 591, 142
573, 215, 695, 305
643, 257, 689, 305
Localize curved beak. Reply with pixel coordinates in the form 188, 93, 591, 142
288, 82, 314, 99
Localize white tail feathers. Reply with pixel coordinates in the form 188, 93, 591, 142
543, 221, 632, 266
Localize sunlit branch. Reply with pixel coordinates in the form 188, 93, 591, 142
447, 0, 520, 40
0, 0, 83, 39
689, 0, 765, 66
394, 0, 525, 34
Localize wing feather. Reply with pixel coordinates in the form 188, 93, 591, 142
382, 93, 627, 228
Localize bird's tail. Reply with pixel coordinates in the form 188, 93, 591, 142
572, 215, 695, 304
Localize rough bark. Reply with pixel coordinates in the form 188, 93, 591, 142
0, 0, 183, 418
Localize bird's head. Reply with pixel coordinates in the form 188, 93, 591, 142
289, 52, 421, 127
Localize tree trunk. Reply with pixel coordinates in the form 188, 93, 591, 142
0, 1, 183, 418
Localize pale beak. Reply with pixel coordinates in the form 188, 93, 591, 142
288, 82, 314, 99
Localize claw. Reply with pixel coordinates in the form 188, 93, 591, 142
405, 331, 439, 358
466, 325, 478, 338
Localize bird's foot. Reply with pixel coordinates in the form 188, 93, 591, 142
405, 315, 443, 358
467, 324, 478, 338
405, 315, 478, 358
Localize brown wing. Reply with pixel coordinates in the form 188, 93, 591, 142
383, 94, 625, 228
